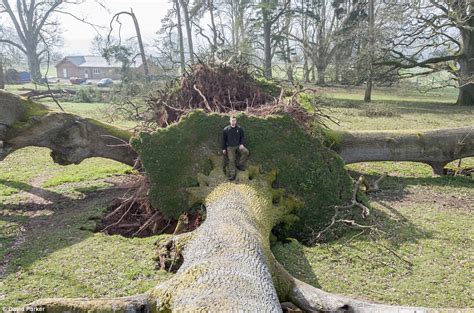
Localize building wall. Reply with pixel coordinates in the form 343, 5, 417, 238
81, 68, 120, 80
56, 57, 158, 80
56, 63, 121, 80
56, 60, 81, 78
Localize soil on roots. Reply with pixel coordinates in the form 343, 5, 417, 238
148, 63, 282, 127
96, 175, 203, 237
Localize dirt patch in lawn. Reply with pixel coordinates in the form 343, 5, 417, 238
369, 185, 473, 213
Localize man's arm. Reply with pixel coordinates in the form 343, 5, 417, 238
239, 127, 245, 146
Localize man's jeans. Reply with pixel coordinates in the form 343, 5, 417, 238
226, 146, 249, 178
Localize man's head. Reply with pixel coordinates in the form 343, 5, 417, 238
229, 115, 237, 127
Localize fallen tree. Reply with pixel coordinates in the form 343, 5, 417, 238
331, 128, 474, 175
27, 157, 470, 312
0, 90, 136, 166
1, 83, 473, 311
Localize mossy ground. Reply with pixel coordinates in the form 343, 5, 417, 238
132, 110, 354, 241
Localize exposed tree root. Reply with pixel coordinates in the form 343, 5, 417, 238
147, 63, 334, 130
97, 175, 202, 237
287, 277, 469, 313
148, 63, 276, 126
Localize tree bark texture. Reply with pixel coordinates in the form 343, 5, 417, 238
0, 91, 136, 166
262, 0, 273, 78
364, 0, 375, 103
336, 127, 474, 174
0, 58, 4, 89
174, 0, 186, 75
456, 9, 474, 106
178, 0, 195, 64
130, 9, 149, 77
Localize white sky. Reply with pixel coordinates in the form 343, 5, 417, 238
60, 0, 172, 55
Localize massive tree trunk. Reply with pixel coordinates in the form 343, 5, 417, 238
2, 90, 472, 311
456, 11, 474, 106
26, 156, 469, 312
335, 127, 474, 174
27, 49, 42, 82
316, 62, 327, 85
0, 91, 136, 166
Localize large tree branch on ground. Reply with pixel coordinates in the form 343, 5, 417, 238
0, 90, 136, 166
25, 156, 473, 312
334, 127, 474, 174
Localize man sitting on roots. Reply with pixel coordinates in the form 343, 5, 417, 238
221, 115, 250, 181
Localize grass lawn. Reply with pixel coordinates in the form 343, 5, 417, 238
1, 84, 473, 309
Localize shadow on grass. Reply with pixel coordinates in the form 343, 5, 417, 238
322, 97, 473, 115
0, 178, 71, 204
338, 170, 473, 249
272, 239, 321, 288
347, 170, 472, 197
0, 179, 124, 277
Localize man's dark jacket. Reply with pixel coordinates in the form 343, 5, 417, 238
222, 125, 245, 149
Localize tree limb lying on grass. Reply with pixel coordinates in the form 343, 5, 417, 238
0, 90, 137, 166
333, 127, 474, 175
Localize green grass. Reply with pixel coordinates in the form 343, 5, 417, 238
273, 183, 473, 307
272, 86, 473, 307
3, 83, 136, 129
0, 147, 131, 197
314, 97, 473, 131
0, 196, 172, 308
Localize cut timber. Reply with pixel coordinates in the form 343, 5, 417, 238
336, 127, 474, 174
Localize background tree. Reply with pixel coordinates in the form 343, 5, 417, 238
0, 0, 108, 82
178, 0, 195, 64
377, 0, 474, 105
106, 8, 150, 77
364, 0, 375, 102
0, 54, 4, 89
0, 0, 70, 81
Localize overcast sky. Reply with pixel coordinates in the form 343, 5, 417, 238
60, 0, 172, 55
